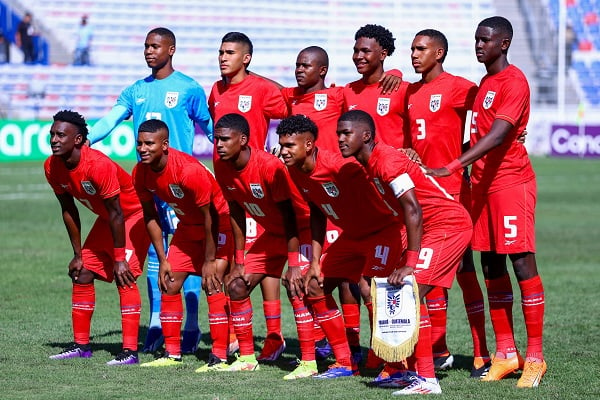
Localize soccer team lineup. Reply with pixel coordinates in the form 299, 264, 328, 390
45, 15, 547, 395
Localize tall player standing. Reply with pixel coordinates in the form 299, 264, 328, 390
46, 110, 150, 366
427, 16, 547, 388
405, 29, 491, 377
87, 27, 213, 354
131, 120, 233, 369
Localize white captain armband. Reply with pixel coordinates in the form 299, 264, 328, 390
389, 173, 415, 197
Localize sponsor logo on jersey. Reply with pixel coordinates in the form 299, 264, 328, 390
238, 95, 252, 113
60, 183, 70, 189
314, 93, 327, 111
164, 92, 179, 108
81, 181, 96, 195
348, 104, 358, 110
226, 186, 236, 191
386, 288, 402, 316
169, 184, 184, 199
250, 183, 264, 198
429, 94, 442, 112
373, 178, 386, 194
322, 182, 339, 197
483, 91, 496, 110
377, 98, 391, 116
136, 98, 146, 104
504, 239, 517, 246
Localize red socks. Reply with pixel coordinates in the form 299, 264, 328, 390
486, 274, 517, 356
307, 295, 351, 367
409, 304, 435, 379
160, 293, 183, 357
457, 271, 489, 358
263, 300, 282, 340
341, 303, 360, 348
117, 284, 141, 351
425, 287, 448, 356
72, 283, 95, 345
290, 296, 315, 361
230, 297, 255, 356
519, 275, 545, 360
207, 292, 229, 360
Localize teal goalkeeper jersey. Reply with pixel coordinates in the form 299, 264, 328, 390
88, 70, 213, 154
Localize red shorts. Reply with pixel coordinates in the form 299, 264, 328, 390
320, 224, 405, 283
244, 216, 265, 250
471, 179, 536, 254
245, 228, 311, 277
412, 228, 472, 288
167, 224, 233, 274
81, 211, 149, 283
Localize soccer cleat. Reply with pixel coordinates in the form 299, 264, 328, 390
315, 338, 333, 360
313, 363, 354, 379
370, 366, 418, 388
283, 360, 318, 380
351, 346, 362, 375
470, 356, 492, 378
257, 333, 286, 361
364, 348, 385, 370
392, 376, 442, 395
227, 339, 240, 357
140, 353, 182, 367
433, 352, 454, 370
106, 349, 139, 366
516, 359, 547, 388
49, 343, 92, 360
181, 328, 202, 354
142, 327, 164, 353
195, 353, 228, 373
481, 353, 524, 381
224, 354, 260, 371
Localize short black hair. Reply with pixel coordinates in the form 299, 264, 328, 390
222, 31, 253, 55
338, 110, 376, 141
139, 119, 169, 137
276, 115, 318, 140
53, 110, 88, 141
300, 46, 329, 69
215, 113, 250, 138
479, 16, 513, 40
355, 24, 396, 56
148, 27, 176, 46
415, 29, 449, 63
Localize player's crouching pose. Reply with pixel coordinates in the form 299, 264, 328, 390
46, 110, 150, 365
212, 113, 318, 379
340, 110, 473, 395
131, 120, 233, 369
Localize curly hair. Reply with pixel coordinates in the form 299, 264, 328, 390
53, 110, 88, 141
276, 114, 318, 140
355, 24, 396, 55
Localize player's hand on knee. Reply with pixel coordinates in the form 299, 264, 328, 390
114, 261, 135, 288
158, 260, 174, 292
68, 255, 84, 281
284, 266, 304, 299
202, 260, 222, 295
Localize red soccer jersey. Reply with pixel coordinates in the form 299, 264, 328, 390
287, 148, 400, 238
214, 148, 310, 236
470, 65, 535, 193
281, 86, 344, 152
44, 145, 142, 219
209, 74, 288, 150
132, 148, 230, 230
406, 72, 478, 194
366, 143, 470, 233
343, 78, 410, 149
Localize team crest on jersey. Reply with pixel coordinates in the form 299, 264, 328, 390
238, 95, 252, 113
483, 91, 496, 110
164, 91, 179, 108
377, 98, 390, 116
373, 178, 386, 195
429, 94, 442, 112
169, 184, 184, 199
314, 93, 327, 111
386, 288, 402, 316
250, 183, 264, 199
322, 182, 339, 197
81, 181, 96, 195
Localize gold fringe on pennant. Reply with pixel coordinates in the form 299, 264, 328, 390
370, 276, 420, 362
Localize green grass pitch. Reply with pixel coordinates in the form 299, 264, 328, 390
0, 156, 598, 399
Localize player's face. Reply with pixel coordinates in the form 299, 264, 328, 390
475, 26, 506, 66
337, 120, 366, 158
411, 35, 441, 74
136, 129, 168, 166
214, 127, 245, 160
219, 42, 251, 77
144, 33, 174, 70
295, 51, 325, 89
49, 121, 82, 157
353, 37, 387, 76
278, 133, 309, 167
